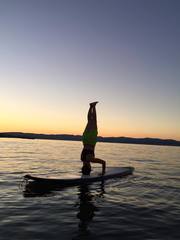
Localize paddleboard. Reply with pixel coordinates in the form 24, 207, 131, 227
23, 167, 134, 188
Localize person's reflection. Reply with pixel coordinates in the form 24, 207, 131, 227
76, 181, 105, 234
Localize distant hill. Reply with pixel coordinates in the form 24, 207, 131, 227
0, 132, 180, 147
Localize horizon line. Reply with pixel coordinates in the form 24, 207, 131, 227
0, 131, 179, 142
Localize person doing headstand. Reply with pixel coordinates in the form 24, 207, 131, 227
81, 102, 106, 175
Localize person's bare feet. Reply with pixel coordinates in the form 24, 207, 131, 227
90, 101, 98, 107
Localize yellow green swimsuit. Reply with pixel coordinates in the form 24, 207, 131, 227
82, 129, 98, 146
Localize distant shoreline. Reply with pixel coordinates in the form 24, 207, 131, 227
0, 132, 180, 147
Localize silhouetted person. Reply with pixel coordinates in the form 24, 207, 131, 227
81, 102, 106, 175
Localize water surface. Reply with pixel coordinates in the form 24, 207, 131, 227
0, 138, 180, 240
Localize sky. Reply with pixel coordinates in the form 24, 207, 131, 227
0, 0, 180, 140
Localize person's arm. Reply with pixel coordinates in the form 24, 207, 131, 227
91, 158, 106, 175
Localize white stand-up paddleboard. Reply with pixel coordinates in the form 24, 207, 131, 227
24, 167, 134, 188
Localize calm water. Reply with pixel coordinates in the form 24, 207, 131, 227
0, 138, 180, 240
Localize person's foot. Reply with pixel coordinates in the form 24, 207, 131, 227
90, 101, 98, 107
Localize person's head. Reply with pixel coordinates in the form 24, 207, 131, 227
82, 162, 91, 175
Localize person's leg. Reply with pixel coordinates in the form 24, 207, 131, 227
91, 105, 97, 129
87, 105, 94, 122
82, 102, 98, 147
86, 102, 98, 131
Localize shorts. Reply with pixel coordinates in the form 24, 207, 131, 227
81, 148, 95, 162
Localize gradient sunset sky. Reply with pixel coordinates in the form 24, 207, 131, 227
0, 0, 180, 140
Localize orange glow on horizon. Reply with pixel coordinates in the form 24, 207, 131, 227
1, 125, 179, 141
1, 108, 179, 140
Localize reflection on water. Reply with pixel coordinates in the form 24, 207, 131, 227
23, 176, 106, 238
77, 182, 105, 235
23, 182, 54, 197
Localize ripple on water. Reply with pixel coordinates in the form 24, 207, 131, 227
0, 139, 180, 240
